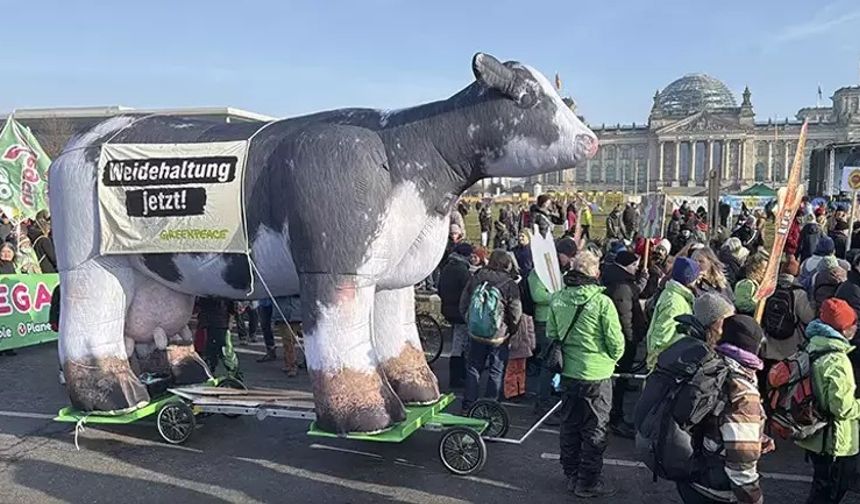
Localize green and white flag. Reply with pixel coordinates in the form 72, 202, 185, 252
0, 117, 50, 220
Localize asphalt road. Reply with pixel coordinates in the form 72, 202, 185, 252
0, 337, 854, 504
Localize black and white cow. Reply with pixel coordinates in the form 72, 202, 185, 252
51, 53, 597, 433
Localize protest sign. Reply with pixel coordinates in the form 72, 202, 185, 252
0, 273, 59, 352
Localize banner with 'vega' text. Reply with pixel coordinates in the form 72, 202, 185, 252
0, 273, 59, 352
97, 141, 249, 254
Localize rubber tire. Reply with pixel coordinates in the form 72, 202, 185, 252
416, 313, 444, 364
216, 377, 247, 418
157, 401, 195, 445
467, 399, 510, 438
439, 427, 487, 475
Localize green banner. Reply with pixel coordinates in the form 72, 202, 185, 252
0, 273, 59, 351
0, 117, 51, 221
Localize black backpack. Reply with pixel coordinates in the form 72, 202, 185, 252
763, 286, 801, 341
634, 336, 729, 482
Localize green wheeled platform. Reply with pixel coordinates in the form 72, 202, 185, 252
308, 393, 494, 475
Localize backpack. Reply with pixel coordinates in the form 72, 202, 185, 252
634, 337, 729, 481
766, 347, 837, 440
467, 281, 508, 345
763, 286, 801, 341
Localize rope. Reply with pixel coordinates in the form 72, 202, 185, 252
247, 258, 304, 351
73, 415, 90, 451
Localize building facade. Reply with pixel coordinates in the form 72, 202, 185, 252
538, 74, 860, 193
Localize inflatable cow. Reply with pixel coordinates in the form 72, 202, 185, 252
50, 53, 598, 433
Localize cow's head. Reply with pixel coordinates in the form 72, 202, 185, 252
470, 53, 598, 177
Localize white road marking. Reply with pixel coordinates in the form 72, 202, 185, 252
460, 475, 523, 491
539, 453, 812, 483
0, 410, 56, 420
309, 443, 383, 459
238, 456, 471, 504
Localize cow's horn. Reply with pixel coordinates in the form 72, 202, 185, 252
472, 53, 518, 97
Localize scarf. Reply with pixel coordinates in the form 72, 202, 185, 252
715, 342, 763, 371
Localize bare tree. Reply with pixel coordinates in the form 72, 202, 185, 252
33, 116, 77, 159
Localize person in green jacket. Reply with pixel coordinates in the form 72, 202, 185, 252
796, 298, 860, 504
529, 236, 577, 416
547, 250, 624, 498
645, 257, 700, 371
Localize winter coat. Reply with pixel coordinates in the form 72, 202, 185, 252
581, 207, 593, 227
762, 274, 815, 361
512, 245, 533, 277
795, 320, 860, 457
32, 232, 56, 274
546, 279, 624, 381
622, 206, 639, 239
645, 280, 695, 370
459, 267, 523, 342
528, 269, 552, 324
785, 218, 801, 258
810, 266, 847, 312
196, 298, 234, 329
693, 349, 765, 504
718, 248, 744, 288
478, 207, 492, 233
798, 222, 823, 262
835, 269, 860, 321
531, 205, 563, 238
606, 211, 623, 240
602, 263, 647, 345
799, 255, 850, 291
508, 314, 536, 359
437, 254, 472, 324
731, 226, 763, 254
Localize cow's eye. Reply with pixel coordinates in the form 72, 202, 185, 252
517, 92, 538, 109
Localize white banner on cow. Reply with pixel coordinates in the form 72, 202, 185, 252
97, 141, 249, 255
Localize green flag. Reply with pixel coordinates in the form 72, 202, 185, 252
0, 117, 50, 220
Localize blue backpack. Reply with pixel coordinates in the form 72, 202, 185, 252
467, 281, 508, 345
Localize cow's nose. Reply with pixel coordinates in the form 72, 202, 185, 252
579, 134, 599, 159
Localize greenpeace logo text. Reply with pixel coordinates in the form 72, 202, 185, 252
102, 156, 237, 186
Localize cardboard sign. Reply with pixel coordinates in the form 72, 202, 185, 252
841, 166, 860, 192
639, 193, 667, 238
97, 141, 249, 254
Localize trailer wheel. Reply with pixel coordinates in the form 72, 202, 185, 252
157, 401, 195, 445
439, 427, 486, 475
467, 400, 509, 438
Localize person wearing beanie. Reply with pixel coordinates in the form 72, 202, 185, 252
459, 250, 522, 412
528, 237, 578, 417
602, 249, 648, 439
829, 218, 850, 259
718, 237, 749, 288
798, 235, 849, 289
835, 251, 860, 323
799, 212, 825, 263
548, 249, 624, 497
810, 256, 848, 312
671, 291, 736, 350
437, 240, 475, 388
797, 298, 860, 503
677, 314, 768, 504
733, 278, 758, 316
645, 258, 700, 370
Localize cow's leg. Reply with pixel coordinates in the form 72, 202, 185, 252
60, 258, 150, 411
373, 287, 440, 404
302, 274, 406, 433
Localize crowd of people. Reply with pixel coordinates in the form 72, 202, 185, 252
435, 193, 860, 503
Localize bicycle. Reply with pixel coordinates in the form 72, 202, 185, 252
416, 311, 444, 364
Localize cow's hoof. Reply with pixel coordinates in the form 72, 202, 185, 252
381, 343, 440, 405
64, 356, 150, 412
166, 344, 212, 384
310, 367, 406, 434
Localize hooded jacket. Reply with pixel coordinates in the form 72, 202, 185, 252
546, 277, 624, 381
527, 269, 552, 324
718, 248, 744, 288
437, 253, 471, 324
646, 279, 695, 370
761, 274, 815, 361
459, 267, 522, 343
795, 320, 860, 457
798, 222, 823, 262
602, 262, 647, 344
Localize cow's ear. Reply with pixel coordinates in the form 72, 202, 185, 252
472, 53, 518, 97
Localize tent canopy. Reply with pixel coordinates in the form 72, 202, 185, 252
737, 183, 777, 197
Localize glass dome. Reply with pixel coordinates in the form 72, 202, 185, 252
656, 74, 737, 116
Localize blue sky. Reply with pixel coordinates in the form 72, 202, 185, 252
4, 0, 860, 125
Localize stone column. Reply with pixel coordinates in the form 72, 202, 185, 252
767, 141, 773, 182
784, 142, 791, 180
600, 144, 606, 183
742, 137, 755, 183
659, 141, 665, 183
721, 140, 729, 181
674, 140, 681, 186
689, 140, 697, 187
708, 139, 714, 175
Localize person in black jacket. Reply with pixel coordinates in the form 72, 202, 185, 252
531, 195, 565, 238
197, 297, 236, 372
459, 250, 522, 412
31, 210, 56, 274
437, 242, 474, 388
478, 202, 492, 247
834, 253, 860, 384
602, 251, 647, 438
798, 214, 824, 263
